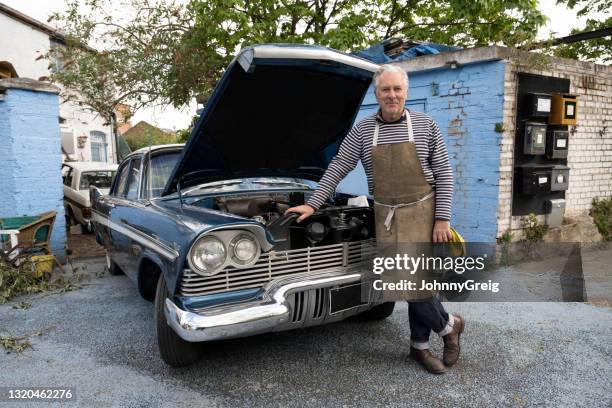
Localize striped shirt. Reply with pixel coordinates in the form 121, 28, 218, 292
307, 109, 454, 221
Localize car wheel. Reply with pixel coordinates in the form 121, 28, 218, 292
356, 302, 395, 321
105, 251, 124, 276
154, 274, 202, 367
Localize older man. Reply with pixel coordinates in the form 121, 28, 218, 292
287, 64, 464, 374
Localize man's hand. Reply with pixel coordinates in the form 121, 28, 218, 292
285, 204, 315, 223
432, 220, 452, 243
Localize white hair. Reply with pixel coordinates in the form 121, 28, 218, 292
372, 64, 408, 90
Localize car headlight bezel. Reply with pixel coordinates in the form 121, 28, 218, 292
228, 232, 260, 267
187, 235, 227, 276
187, 230, 263, 276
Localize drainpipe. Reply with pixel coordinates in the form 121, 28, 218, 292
110, 111, 119, 164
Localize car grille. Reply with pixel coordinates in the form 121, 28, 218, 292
180, 239, 376, 297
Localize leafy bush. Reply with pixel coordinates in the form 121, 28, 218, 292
591, 197, 612, 241
521, 213, 548, 243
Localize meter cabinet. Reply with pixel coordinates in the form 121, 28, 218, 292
523, 122, 547, 155
546, 129, 569, 159
524, 92, 552, 118
520, 166, 551, 195
550, 94, 578, 125
550, 165, 570, 191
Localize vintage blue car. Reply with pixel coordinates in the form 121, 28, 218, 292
91, 44, 393, 367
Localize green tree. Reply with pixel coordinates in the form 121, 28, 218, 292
48, 0, 547, 122
552, 0, 611, 63
122, 121, 180, 151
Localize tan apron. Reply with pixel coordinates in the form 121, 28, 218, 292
372, 110, 435, 301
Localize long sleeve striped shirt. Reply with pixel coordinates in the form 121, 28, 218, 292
307, 109, 454, 221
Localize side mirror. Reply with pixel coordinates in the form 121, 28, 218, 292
89, 185, 102, 208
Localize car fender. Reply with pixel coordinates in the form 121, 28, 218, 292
136, 250, 167, 302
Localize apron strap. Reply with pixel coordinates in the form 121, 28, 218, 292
372, 109, 413, 146
375, 191, 435, 231
373, 122, 379, 146
406, 109, 414, 143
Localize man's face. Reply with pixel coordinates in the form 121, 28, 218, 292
374, 71, 407, 119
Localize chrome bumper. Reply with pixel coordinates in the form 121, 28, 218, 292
164, 269, 375, 342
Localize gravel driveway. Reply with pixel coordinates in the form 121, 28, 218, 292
1, 258, 610, 408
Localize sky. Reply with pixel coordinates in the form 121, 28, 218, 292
0, 0, 604, 130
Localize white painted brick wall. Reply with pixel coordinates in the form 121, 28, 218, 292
496, 54, 612, 238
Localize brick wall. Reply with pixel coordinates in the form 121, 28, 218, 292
0, 81, 66, 254
497, 54, 612, 236
410, 61, 506, 242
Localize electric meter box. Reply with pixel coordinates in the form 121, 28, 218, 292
520, 166, 551, 195
546, 129, 569, 159
545, 199, 566, 228
524, 93, 552, 118
550, 93, 577, 125
523, 123, 547, 155
550, 165, 570, 191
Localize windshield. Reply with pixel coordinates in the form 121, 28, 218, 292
145, 152, 181, 198
79, 171, 116, 190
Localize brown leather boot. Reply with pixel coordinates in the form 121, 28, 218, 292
409, 347, 447, 374
443, 314, 464, 366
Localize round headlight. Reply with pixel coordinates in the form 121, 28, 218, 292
229, 233, 260, 266
189, 236, 226, 275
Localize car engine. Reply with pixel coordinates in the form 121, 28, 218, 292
209, 193, 375, 250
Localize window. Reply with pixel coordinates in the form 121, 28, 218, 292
49, 38, 64, 73
79, 171, 116, 190
90, 131, 108, 162
126, 158, 142, 200
143, 152, 181, 198
113, 162, 130, 197
63, 166, 73, 187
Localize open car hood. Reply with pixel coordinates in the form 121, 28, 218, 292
163, 44, 378, 196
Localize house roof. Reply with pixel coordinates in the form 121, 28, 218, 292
0, 2, 64, 41
389, 45, 612, 73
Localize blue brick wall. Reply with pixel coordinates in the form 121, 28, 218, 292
337, 60, 506, 243
0, 88, 66, 254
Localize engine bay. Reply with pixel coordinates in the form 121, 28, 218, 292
202, 192, 375, 250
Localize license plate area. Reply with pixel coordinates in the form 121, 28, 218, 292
329, 283, 367, 315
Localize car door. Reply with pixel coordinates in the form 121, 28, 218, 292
108, 156, 144, 280
95, 159, 131, 271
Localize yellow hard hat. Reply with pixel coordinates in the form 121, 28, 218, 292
448, 227, 466, 257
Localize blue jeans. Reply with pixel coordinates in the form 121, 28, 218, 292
408, 296, 449, 343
